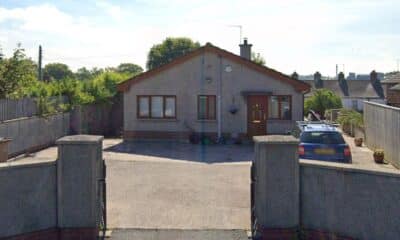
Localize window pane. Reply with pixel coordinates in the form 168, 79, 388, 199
208, 96, 216, 119
151, 96, 163, 117
165, 97, 176, 117
268, 96, 279, 119
138, 97, 149, 117
198, 96, 207, 119
280, 96, 291, 120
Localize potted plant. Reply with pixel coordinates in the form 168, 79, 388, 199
373, 149, 384, 164
354, 137, 363, 147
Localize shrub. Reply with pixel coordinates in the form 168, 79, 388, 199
304, 89, 342, 118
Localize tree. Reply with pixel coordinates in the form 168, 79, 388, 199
0, 44, 37, 98
116, 63, 143, 76
251, 52, 266, 66
75, 67, 92, 81
304, 89, 342, 118
43, 63, 73, 81
146, 37, 200, 70
0, 45, 4, 61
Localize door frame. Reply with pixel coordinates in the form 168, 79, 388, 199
246, 95, 268, 137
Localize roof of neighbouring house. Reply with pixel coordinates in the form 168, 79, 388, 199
381, 72, 400, 84
117, 43, 311, 93
390, 83, 400, 91
303, 80, 385, 99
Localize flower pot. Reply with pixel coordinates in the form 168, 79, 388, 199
354, 138, 363, 147
373, 154, 384, 164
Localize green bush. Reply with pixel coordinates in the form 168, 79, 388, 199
304, 89, 342, 117
337, 109, 363, 128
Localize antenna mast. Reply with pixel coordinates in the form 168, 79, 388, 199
228, 25, 243, 44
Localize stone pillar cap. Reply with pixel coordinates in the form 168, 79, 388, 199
253, 135, 299, 145
56, 135, 104, 145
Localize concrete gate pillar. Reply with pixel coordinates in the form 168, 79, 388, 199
253, 135, 300, 240
56, 135, 103, 240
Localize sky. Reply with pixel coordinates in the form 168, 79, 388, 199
0, 0, 399, 76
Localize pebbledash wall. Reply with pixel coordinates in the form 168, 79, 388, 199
0, 113, 70, 157
0, 135, 104, 240
123, 51, 305, 139
252, 136, 400, 240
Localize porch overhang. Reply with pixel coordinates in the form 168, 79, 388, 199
241, 90, 273, 97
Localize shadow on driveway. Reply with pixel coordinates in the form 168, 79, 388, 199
104, 141, 254, 164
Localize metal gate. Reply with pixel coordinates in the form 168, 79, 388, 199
98, 160, 107, 239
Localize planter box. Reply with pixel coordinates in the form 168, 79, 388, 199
0, 138, 11, 162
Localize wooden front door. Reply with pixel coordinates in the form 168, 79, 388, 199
247, 95, 268, 137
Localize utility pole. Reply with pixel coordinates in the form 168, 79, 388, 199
38, 45, 42, 81
397, 59, 399, 72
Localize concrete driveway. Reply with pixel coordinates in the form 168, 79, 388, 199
104, 140, 253, 230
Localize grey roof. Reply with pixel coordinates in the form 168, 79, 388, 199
390, 84, 400, 91
304, 80, 384, 99
381, 72, 400, 84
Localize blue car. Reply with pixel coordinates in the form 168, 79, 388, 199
297, 122, 352, 163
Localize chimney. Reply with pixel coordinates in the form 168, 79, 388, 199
314, 71, 323, 88
370, 70, 385, 98
291, 71, 299, 80
338, 72, 349, 96
239, 38, 252, 60
370, 70, 378, 84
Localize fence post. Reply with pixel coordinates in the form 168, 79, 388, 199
253, 135, 300, 240
56, 135, 103, 239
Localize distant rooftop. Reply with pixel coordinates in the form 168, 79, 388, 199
381, 72, 400, 84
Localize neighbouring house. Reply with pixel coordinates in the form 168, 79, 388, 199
381, 72, 400, 107
117, 40, 310, 141
303, 71, 385, 111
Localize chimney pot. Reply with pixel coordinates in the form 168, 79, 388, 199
239, 38, 252, 60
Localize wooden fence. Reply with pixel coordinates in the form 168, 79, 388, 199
0, 96, 68, 122
70, 95, 123, 137
364, 101, 400, 169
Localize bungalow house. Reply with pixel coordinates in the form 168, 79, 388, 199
303, 71, 385, 112
117, 40, 310, 141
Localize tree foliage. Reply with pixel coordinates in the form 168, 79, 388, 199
304, 89, 342, 117
146, 37, 200, 70
116, 63, 143, 76
43, 63, 73, 81
0, 44, 37, 98
251, 52, 266, 66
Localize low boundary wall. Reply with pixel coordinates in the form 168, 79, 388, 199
253, 135, 400, 240
0, 135, 104, 240
300, 160, 400, 240
0, 113, 70, 157
0, 161, 57, 238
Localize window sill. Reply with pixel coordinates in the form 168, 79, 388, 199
196, 119, 217, 123
267, 119, 293, 122
137, 118, 179, 122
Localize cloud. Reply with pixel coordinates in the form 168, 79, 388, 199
95, 1, 125, 21
0, 1, 399, 75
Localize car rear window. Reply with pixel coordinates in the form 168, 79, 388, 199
300, 131, 345, 144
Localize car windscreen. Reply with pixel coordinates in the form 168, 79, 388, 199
300, 131, 345, 144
